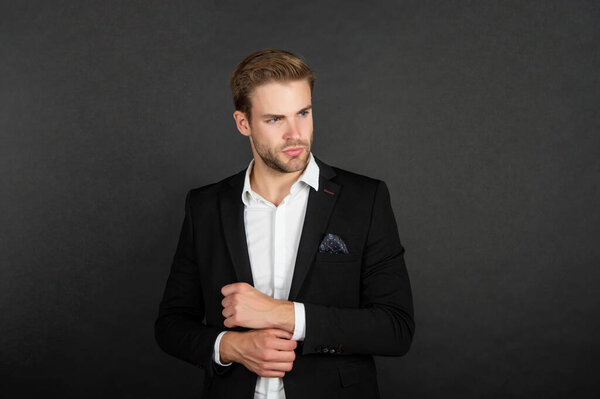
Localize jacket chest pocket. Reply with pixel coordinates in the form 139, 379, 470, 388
314, 232, 362, 264
308, 254, 362, 307
315, 251, 360, 263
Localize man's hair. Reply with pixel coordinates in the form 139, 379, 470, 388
230, 48, 315, 123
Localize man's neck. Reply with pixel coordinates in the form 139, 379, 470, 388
250, 155, 310, 207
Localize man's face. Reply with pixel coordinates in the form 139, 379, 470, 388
246, 79, 313, 174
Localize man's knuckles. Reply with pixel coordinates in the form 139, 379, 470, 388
221, 293, 239, 306
256, 361, 268, 371
261, 338, 273, 350
222, 305, 242, 319
221, 282, 249, 296
223, 317, 238, 328
261, 351, 274, 362
259, 334, 272, 347
281, 351, 296, 362
232, 282, 251, 292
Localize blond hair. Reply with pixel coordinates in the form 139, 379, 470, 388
230, 48, 315, 122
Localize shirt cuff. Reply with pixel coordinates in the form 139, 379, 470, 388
291, 302, 306, 341
213, 331, 233, 366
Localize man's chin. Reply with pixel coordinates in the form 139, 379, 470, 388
281, 152, 309, 172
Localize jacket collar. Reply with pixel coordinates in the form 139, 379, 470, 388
241, 152, 320, 206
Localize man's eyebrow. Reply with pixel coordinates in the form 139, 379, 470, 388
298, 104, 312, 113
260, 104, 312, 119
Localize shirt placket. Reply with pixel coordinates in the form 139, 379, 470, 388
263, 198, 284, 398
273, 199, 287, 301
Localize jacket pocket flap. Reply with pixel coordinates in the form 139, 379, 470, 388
338, 364, 368, 387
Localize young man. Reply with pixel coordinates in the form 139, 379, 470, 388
155, 48, 415, 399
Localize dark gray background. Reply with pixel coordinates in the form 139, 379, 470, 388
1, 0, 598, 397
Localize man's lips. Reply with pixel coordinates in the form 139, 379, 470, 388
283, 147, 303, 157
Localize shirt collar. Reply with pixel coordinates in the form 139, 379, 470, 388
241, 152, 320, 206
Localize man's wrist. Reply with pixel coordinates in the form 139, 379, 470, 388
274, 300, 295, 333
219, 331, 238, 364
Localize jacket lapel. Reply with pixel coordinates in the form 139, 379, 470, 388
219, 169, 254, 286
288, 156, 340, 301
217, 156, 341, 299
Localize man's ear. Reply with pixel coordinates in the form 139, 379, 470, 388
233, 110, 251, 137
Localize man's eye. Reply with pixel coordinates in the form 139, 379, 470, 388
267, 117, 280, 123
299, 110, 310, 117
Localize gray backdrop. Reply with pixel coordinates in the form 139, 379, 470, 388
2, 0, 598, 397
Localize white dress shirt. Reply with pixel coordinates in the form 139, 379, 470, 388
213, 152, 320, 399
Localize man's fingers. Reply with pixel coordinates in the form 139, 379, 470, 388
267, 329, 294, 340
263, 361, 294, 372
221, 295, 238, 308
222, 306, 234, 318
270, 338, 298, 352
257, 370, 285, 378
223, 317, 238, 328
220, 283, 237, 296
264, 349, 296, 363
221, 282, 251, 296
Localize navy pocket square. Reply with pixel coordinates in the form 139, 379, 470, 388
318, 233, 350, 255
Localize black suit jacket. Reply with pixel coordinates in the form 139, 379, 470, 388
155, 156, 415, 398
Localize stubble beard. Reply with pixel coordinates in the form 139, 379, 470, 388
251, 134, 313, 174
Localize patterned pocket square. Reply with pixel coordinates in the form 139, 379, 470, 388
318, 233, 350, 255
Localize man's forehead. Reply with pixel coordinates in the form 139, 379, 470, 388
250, 79, 311, 113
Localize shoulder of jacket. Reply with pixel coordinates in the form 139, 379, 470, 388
330, 165, 384, 191
186, 168, 245, 201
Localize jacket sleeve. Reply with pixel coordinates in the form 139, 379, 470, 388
302, 180, 415, 356
154, 190, 225, 376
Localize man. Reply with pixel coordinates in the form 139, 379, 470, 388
155, 48, 414, 399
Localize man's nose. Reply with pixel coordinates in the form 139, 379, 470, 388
284, 120, 301, 140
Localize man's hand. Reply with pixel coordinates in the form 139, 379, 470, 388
221, 282, 295, 333
219, 329, 297, 378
